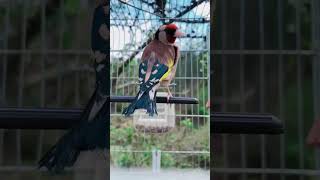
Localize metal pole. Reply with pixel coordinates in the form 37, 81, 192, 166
0, 108, 283, 134
312, 0, 320, 172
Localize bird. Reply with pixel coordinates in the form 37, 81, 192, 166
122, 23, 184, 116
38, 2, 109, 173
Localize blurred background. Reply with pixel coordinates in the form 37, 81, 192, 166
0, 0, 210, 180
212, 0, 320, 180
0, 0, 99, 179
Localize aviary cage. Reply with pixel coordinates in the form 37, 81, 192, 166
0, 0, 285, 179
110, 0, 211, 175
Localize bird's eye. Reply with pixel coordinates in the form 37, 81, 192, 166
165, 29, 175, 36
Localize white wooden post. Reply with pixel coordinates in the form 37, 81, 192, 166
152, 148, 161, 173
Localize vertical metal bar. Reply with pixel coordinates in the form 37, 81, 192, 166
207, 19, 211, 166
74, 5, 85, 178
127, 28, 131, 101
37, 0, 46, 162
295, 1, 304, 180
57, 0, 64, 108
184, 50, 188, 115
1, 1, 10, 107
178, 50, 182, 118
311, 0, 320, 171
221, 0, 229, 179
16, 0, 28, 168
0, 129, 3, 166
53, 1, 65, 165
189, 51, 194, 167
259, 1, 266, 180
239, 0, 247, 179
205, 23, 210, 168
277, 1, 285, 180
0, 0, 11, 167
74, 3, 81, 107
34, 0, 43, 180
19, 0, 28, 108
190, 52, 194, 129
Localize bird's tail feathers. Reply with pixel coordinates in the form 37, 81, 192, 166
122, 90, 157, 116
38, 130, 81, 173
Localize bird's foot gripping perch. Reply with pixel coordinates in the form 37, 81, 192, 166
166, 86, 173, 102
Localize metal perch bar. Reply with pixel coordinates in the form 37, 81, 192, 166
212, 113, 284, 134
111, 95, 198, 104
0, 107, 283, 134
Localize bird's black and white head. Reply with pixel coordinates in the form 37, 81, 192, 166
155, 23, 184, 45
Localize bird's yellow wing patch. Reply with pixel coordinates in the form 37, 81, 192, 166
160, 58, 174, 81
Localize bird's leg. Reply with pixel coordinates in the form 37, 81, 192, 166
166, 86, 173, 102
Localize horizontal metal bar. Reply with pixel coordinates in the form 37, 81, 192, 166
0, 108, 282, 134
213, 50, 316, 55
0, 108, 82, 129
161, 151, 210, 154
0, 166, 89, 173
212, 168, 320, 176
111, 149, 210, 154
0, 49, 209, 55
110, 77, 209, 80
212, 113, 284, 134
0, 49, 316, 55
6, 49, 313, 55
111, 49, 209, 52
0, 165, 209, 173
110, 114, 209, 118
110, 96, 199, 104
0, 49, 92, 55
110, 18, 210, 21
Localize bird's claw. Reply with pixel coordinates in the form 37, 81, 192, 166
166, 92, 173, 103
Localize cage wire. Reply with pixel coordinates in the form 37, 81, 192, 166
110, 0, 210, 171
211, 0, 320, 180
0, 1, 105, 179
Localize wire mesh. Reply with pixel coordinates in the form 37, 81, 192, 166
0, 0, 98, 179
212, 0, 320, 180
0, 0, 210, 179
2, 0, 319, 179
110, 0, 210, 173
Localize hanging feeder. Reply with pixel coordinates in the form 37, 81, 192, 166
133, 92, 176, 133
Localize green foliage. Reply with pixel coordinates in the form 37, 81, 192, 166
111, 118, 210, 169
284, 79, 315, 169
180, 119, 193, 129
65, 0, 80, 16
63, 31, 73, 49
199, 53, 209, 76
197, 52, 209, 115
118, 153, 134, 167
161, 153, 175, 168
110, 125, 135, 146
198, 85, 209, 115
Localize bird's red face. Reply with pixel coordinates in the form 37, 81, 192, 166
164, 24, 184, 43
157, 23, 184, 45
166, 35, 176, 44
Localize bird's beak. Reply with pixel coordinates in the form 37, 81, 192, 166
174, 29, 184, 37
